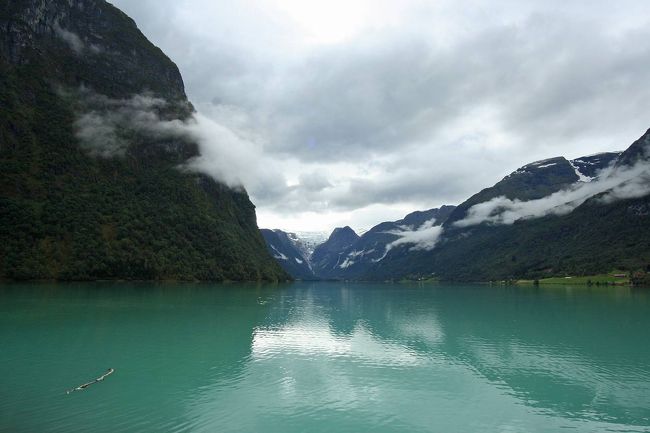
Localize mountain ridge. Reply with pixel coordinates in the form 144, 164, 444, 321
265, 134, 649, 282
0, 0, 289, 281
365, 130, 650, 281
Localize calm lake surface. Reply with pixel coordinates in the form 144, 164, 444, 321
1, 282, 649, 433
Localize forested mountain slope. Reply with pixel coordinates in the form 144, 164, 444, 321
0, 0, 288, 281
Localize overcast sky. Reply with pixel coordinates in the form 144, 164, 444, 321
111, 0, 650, 233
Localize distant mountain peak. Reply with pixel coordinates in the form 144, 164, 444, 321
317, 227, 359, 252
331, 226, 358, 237
616, 128, 650, 168
307, 206, 456, 279
570, 152, 621, 180
260, 229, 315, 280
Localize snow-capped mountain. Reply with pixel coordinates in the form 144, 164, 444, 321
287, 231, 329, 259
367, 133, 649, 282
311, 207, 456, 280
263, 130, 649, 282
444, 152, 621, 227
260, 229, 316, 280
570, 152, 621, 179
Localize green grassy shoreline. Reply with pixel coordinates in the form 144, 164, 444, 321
516, 272, 631, 286
395, 269, 650, 287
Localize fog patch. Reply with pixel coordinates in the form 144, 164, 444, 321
455, 159, 650, 227
182, 113, 285, 192
375, 219, 444, 260
75, 112, 128, 158
70, 89, 286, 192
72, 92, 189, 158
599, 170, 650, 204
54, 24, 101, 55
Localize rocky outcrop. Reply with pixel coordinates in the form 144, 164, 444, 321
1, 0, 187, 101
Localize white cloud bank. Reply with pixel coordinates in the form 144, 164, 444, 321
378, 152, 650, 252
373, 219, 444, 259
72, 91, 286, 194
74, 93, 185, 157
455, 160, 650, 227
183, 112, 285, 196
386, 219, 444, 252
108, 0, 650, 232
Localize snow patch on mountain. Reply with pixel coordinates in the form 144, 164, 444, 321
569, 160, 594, 182
285, 231, 325, 260
271, 245, 288, 260
339, 258, 355, 269
456, 160, 650, 227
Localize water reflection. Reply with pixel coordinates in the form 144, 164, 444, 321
1, 282, 649, 433
433, 285, 650, 425
253, 323, 426, 366
252, 286, 438, 367
182, 283, 650, 433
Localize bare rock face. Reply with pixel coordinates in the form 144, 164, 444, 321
617, 128, 650, 168
1, 0, 198, 163
1, 0, 187, 101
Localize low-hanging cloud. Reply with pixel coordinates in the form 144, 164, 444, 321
72, 90, 286, 193
94, 0, 650, 230
54, 23, 101, 55
182, 113, 286, 195
384, 218, 444, 253
372, 155, 650, 255
72, 92, 189, 157
455, 159, 650, 227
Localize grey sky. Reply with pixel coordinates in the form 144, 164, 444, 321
110, 0, 650, 232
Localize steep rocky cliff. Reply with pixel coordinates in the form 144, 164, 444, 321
0, 0, 289, 281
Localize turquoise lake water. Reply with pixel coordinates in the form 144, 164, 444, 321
1, 282, 649, 432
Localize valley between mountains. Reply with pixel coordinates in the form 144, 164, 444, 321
262, 137, 650, 283
1, 0, 648, 284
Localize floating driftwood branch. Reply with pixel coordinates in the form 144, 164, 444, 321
66, 368, 115, 394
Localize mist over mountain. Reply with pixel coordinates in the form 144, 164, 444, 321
3, 0, 649, 285
266, 131, 649, 282
366, 130, 650, 282
0, 0, 287, 281
444, 153, 620, 227
309, 206, 456, 280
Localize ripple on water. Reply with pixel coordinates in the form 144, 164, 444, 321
1, 282, 650, 433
